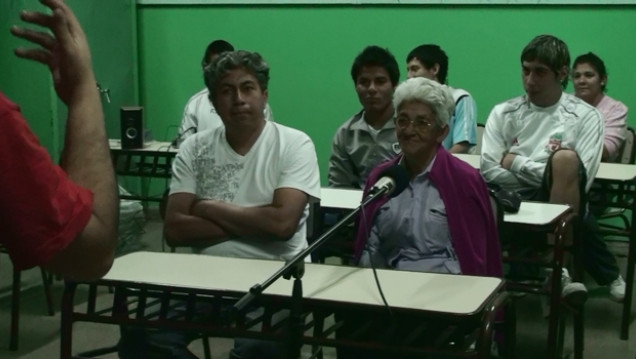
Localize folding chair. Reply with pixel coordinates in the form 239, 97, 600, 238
597, 126, 636, 235
0, 245, 55, 350
470, 123, 486, 155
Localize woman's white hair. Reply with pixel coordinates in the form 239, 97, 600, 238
392, 77, 455, 127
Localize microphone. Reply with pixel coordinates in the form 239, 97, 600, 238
367, 165, 409, 199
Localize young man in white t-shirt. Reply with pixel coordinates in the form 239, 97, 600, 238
481, 34, 606, 310
119, 50, 320, 359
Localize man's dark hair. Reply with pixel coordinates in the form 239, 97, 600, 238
521, 35, 570, 89
350, 46, 400, 86
406, 44, 449, 84
573, 52, 608, 92
204, 50, 270, 98
201, 39, 234, 68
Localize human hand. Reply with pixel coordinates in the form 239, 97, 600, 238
11, 0, 95, 106
501, 152, 517, 170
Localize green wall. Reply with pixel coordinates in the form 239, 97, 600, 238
137, 5, 636, 184
1, 0, 57, 156
5, 3, 635, 185
1, 0, 136, 161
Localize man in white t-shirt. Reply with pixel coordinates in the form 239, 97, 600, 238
176, 40, 273, 146
481, 34, 605, 310
120, 50, 320, 359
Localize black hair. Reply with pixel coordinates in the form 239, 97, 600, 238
406, 44, 449, 84
350, 46, 400, 86
201, 40, 234, 68
521, 35, 570, 89
573, 52, 608, 92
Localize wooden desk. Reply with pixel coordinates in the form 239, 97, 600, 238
593, 162, 636, 340
597, 162, 636, 182
60, 252, 506, 358
454, 152, 636, 342
319, 188, 362, 210
504, 202, 570, 226
318, 187, 576, 358
109, 139, 177, 202
320, 188, 570, 227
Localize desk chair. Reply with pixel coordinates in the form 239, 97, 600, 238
592, 126, 636, 340
0, 245, 55, 350
487, 191, 517, 358
157, 189, 212, 359
306, 204, 356, 265
597, 126, 636, 235
471, 123, 486, 155
495, 201, 584, 359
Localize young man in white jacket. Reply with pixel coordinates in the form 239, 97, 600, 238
481, 34, 606, 307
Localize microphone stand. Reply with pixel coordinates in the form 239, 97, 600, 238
232, 186, 391, 359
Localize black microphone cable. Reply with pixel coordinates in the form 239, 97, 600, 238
172, 126, 198, 147
358, 165, 409, 321
359, 197, 394, 322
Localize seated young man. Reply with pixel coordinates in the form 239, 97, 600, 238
480, 34, 605, 304
119, 50, 321, 359
328, 45, 402, 189
406, 44, 478, 154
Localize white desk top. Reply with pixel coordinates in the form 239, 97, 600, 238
321, 187, 569, 226
503, 201, 570, 226
453, 153, 480, 169
453, 152, 636, 183
319, 188, 363, 210
597, 162, 636, 182
104, 251, 502, 315
109, 139, 177, 153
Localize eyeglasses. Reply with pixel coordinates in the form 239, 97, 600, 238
395, 117, 436, 132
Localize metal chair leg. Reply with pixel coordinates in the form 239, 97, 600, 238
10, 266, 21, 350
202, 336, 212, 359
41, 268, 55, 316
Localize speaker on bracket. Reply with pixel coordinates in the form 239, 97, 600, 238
120, 106, 144, 149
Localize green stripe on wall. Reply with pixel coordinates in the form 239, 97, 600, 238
138, 5, 636, 184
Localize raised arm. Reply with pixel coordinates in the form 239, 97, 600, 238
11, 0, 117, 280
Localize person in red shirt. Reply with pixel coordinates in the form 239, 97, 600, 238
1, 0, 117, 280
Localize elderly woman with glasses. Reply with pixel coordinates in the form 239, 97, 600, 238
354, 77, 502, 277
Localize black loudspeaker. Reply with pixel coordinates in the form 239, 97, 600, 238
120, 106, 144, 149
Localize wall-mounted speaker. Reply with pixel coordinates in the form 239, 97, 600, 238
120, 106, 144, 149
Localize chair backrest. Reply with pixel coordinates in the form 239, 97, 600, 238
471, 123, 486, 155
619, 126, 636, 164
487, 188, 505, 246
